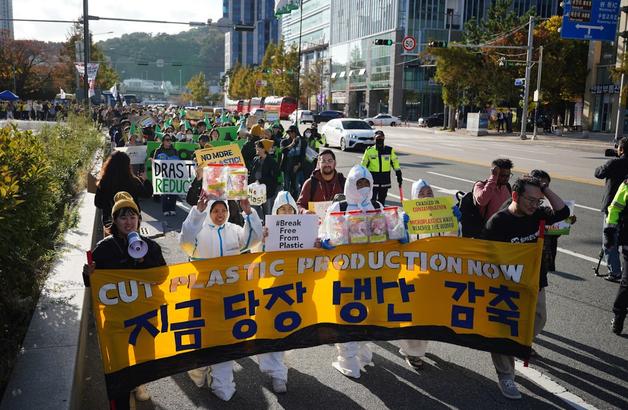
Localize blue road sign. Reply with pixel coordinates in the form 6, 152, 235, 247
561, 0, 620, 41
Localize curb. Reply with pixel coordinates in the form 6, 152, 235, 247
0, 191, 98, 410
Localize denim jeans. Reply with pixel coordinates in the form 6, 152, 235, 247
603, 213, 622, 276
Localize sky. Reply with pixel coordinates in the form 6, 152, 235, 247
13, 0, 224, 43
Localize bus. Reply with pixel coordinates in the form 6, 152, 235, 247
249, 97, 265, 112
241, 99, 251, 114
225, 97, 244, 112
263, 96, 297, 121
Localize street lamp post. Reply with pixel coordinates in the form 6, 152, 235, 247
520, 16, 535, 140
295, 0, 304, 110
83, 0, 89, 107
532, 45, 544, 140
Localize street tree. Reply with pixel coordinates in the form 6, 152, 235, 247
300, 59, 326, 110
0, 39, 59, 99
181, 72, 209, 105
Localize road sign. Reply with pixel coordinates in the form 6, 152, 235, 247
561, 0, 619, 41
514, 78, 525, 87
402, 35, 417, 52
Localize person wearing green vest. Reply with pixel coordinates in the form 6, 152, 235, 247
360, 130, 402, 205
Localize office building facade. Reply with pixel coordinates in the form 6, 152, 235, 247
223, 0, 280, 72
0, 0, 13, 40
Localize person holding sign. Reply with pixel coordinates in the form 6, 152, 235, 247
398, 179, 461, 371
153, 134, 180, 216
178, 194, 263, 401
320, 165, 384, 379
84, 192, 166, 408
248, 139, 279, 218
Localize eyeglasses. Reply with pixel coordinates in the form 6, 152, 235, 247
520, 195, 543, 206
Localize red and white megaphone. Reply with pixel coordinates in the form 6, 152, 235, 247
127, 231, 148, 259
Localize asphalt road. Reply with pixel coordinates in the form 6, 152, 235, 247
80, 125, 627, 410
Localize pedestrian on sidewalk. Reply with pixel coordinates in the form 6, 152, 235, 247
594, 137, 628, 282
483, 176, 569, 400
360, 130, 402, 205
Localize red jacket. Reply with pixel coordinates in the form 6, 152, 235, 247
297, 169, 346, 213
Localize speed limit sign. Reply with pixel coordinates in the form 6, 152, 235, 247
402, 35, 416, 52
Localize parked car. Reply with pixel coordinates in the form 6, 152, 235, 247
363, 113, 400, 126
289, 109, 315, 123
314, 110, 345, 123
418, 113, 444, 128
251, 108, 266, 119
321, 118, 375, 151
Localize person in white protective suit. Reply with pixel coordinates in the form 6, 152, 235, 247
398, 179, 460, 371
179, 193, 269, 401
322, 164, 382, 378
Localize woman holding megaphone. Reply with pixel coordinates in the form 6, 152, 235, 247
83, 191, 166, 409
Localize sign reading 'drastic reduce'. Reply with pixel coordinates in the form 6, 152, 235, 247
152, 159, 196, 195
265, 214, 319, 251
403, 196, 458, 235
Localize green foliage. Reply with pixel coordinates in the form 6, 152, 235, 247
0, 115, 102, 394
464, 0, 533, 44
227, 41, 299, 99
182, 72, 210, 105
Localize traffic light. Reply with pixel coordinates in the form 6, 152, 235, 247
373, 39, 394, 46
427, 41, 447, 48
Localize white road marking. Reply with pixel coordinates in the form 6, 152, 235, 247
515, 361, 599, 410
557, 247, 605, 266
427, 171, 475, 184
498, 154, 546, 163
573, 203, 599, 212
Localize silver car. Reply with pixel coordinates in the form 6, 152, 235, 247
321, 118, 375, 151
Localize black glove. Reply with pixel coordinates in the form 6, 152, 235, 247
396, 170, 403, 187
603, 226, 617, 249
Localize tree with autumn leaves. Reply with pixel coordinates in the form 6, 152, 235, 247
227, 40, 300, 101
428, 0, 587, 130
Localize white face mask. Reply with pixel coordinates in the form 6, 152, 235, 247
358, 187, 371, 202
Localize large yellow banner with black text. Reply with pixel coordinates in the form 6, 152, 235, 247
91, 237, 541, 397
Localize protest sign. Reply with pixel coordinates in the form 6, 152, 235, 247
195, 144, 245, 167
265, 214, 319, 251
546, 200, 575, 236
308, 201, 332, 221
91, 238, 541, 398
185, 110, 204, 120
114, 146, 147, 165
152, 159, 196, 195
403, 197, 458, 235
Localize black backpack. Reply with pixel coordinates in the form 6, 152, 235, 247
456, 181, 511, 239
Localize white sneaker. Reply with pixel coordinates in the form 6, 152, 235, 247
272, 378, 287, 394
134, 384, 150, 401
498, 378, 522, 400
187, 368, 207, 387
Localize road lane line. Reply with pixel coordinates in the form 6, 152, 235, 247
573, 203, 599, 212
515, 361, 599, 410
498, 154, 546, 163
427, 171, 475, 184
557, 247, 605, 266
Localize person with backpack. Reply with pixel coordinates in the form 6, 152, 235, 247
296, 149, 346, 213
461, 158, 513, 238
603, 179, 628, 335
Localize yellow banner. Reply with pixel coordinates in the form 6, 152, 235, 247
403, 197, 459, 235
194, 144, 245, 167
91, 237, 541, 396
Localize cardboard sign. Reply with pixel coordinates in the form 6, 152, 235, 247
545, 200, 575, 236
195, 144, 245, 167
265, 214, 319, 251
308, 201, 332, 221
152, 159, 196, 194
114, 145, 147, 165
185, 110, 204, 120
91, 238, 542, 398
403, 196, 458, 235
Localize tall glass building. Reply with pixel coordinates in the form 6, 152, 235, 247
0, 0, 13, 40
223, 0, 280, 72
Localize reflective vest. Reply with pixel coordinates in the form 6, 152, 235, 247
361, 145, 400, 187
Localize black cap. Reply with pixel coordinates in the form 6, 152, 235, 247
375, 130, 385, 137
199, 134, 210, 142
287, 125, 299, 133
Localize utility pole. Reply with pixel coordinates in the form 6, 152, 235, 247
83, 0, 90, 107
444, 8, 453, 129
614, 6, 628, 142
532, 45, 543, 140
295, 0, 304, 109
520, 16, 534, 140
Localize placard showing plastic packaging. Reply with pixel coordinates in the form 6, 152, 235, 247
383, 206, 405, 240
226, 164, 248, 200
248, 182, 267, 206
202, 164, 226, 198
327, 211, 349, 246
347, 211, 369, 244
368, 209, 388, 243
